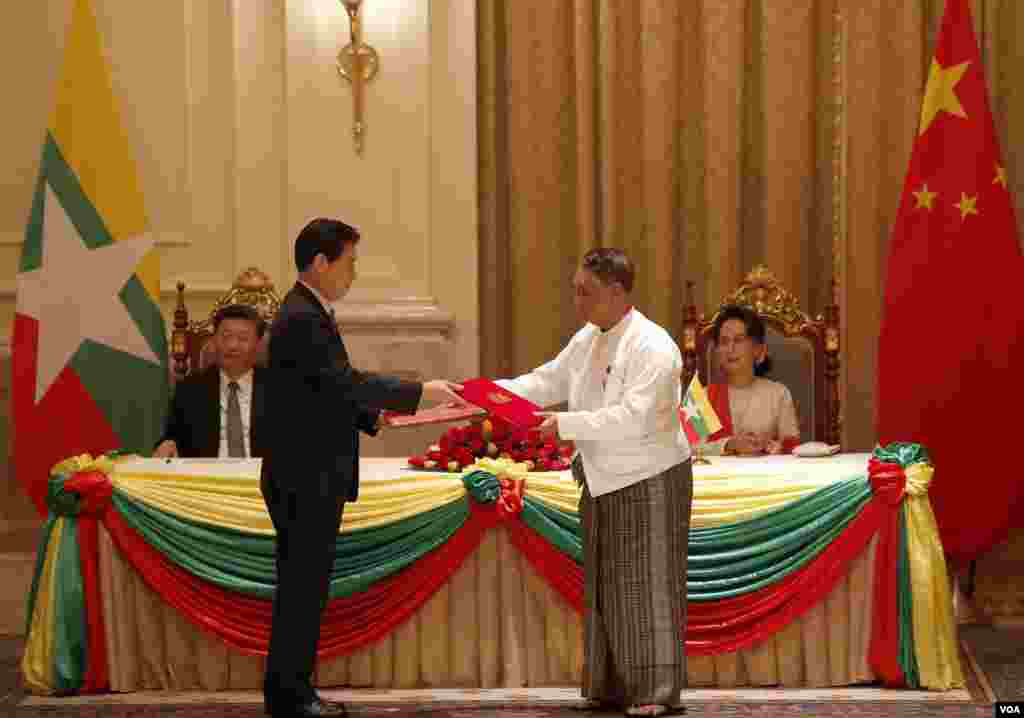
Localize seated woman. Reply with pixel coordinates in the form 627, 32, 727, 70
700, 305, 801, 456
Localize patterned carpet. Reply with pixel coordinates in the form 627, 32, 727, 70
1, 634, 1014, 718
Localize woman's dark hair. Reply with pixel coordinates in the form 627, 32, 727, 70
213, 304, 266, 338
294, 218, 360, 272
581, 248, 635, 293
711, 304, 774, 377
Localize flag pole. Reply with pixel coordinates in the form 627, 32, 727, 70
693, 443, 710, 465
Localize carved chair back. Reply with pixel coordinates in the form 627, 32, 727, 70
170, 267, 282, 381
681, 266, 841, 445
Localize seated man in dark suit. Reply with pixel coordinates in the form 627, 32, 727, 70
154, 304, 267, 458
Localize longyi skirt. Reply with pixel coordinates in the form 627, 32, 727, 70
574, 458, 693, 706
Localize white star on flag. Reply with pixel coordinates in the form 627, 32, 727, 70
15, 181, 160, 404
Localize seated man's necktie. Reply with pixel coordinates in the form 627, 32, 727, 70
227, 381, 246, 458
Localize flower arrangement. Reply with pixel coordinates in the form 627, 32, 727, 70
408, 414, 573, 472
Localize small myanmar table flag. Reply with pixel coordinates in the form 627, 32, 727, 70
680, 375, 722, 445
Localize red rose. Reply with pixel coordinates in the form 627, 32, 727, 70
490, 420, 509, 440
409, 456, 426, 468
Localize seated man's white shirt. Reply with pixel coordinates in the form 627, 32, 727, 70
219, 369, 253, 458
497, 308, 690, 497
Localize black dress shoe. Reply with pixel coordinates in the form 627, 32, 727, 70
314, 697, 348, 716
268, 699, 348, 717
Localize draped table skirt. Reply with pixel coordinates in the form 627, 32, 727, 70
95, 457, 880, 692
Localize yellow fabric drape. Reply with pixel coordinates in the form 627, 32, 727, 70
523, 467, 846, 528
112, 470, 466, 533
54, 453, 115, 477
523, 472, 581, 514
903, 463, 964, 690
112, 456, 869, 532
689, 471, 849, 527
21, 518, 64, 695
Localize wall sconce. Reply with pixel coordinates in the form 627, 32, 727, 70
336, 0, 379, 155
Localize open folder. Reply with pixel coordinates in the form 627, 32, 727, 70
380, 404, 485, 428
381, 378, 544, 429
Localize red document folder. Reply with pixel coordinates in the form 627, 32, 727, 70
457, 378, 544, 428
381, 404, 485, 428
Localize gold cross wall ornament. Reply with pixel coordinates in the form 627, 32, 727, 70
336, 0, 379, 155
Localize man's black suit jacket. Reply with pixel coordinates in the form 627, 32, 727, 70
159, 365, 268, 458
260, 282, 422, 502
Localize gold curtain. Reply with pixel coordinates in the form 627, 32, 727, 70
478, 0, 1024, 450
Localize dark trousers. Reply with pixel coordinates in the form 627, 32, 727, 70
261, 476, 345, 708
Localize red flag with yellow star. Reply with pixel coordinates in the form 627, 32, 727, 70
877, 0, 1024, 563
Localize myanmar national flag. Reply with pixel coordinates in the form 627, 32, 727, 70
679, 375, 722, 445
12, 0, 170, 516
876, 0, 1024, 562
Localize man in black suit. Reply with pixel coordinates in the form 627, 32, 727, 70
155, 304, 267, 458
260, 218, 464, 718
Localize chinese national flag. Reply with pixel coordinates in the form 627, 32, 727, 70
877, 0, 1024, 563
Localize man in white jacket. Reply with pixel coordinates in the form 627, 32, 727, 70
497, 248, 691, 717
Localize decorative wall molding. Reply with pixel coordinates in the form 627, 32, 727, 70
0, 278, 232, 299
335, 301, 454, 333
0, 230, 190, 247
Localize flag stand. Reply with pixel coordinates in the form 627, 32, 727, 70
693, 443, 710, 465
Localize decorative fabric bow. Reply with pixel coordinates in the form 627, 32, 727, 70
461, 458, 528, 522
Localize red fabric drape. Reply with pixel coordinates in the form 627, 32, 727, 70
472, 487, 898, 658
505, 519, 584, 611
83, 470, 904, 668
74, 519, 108, 692
63, 471, 112, 692
101, 506, 490, 659
686, 499, 886, 655
866, 459, 908, 686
